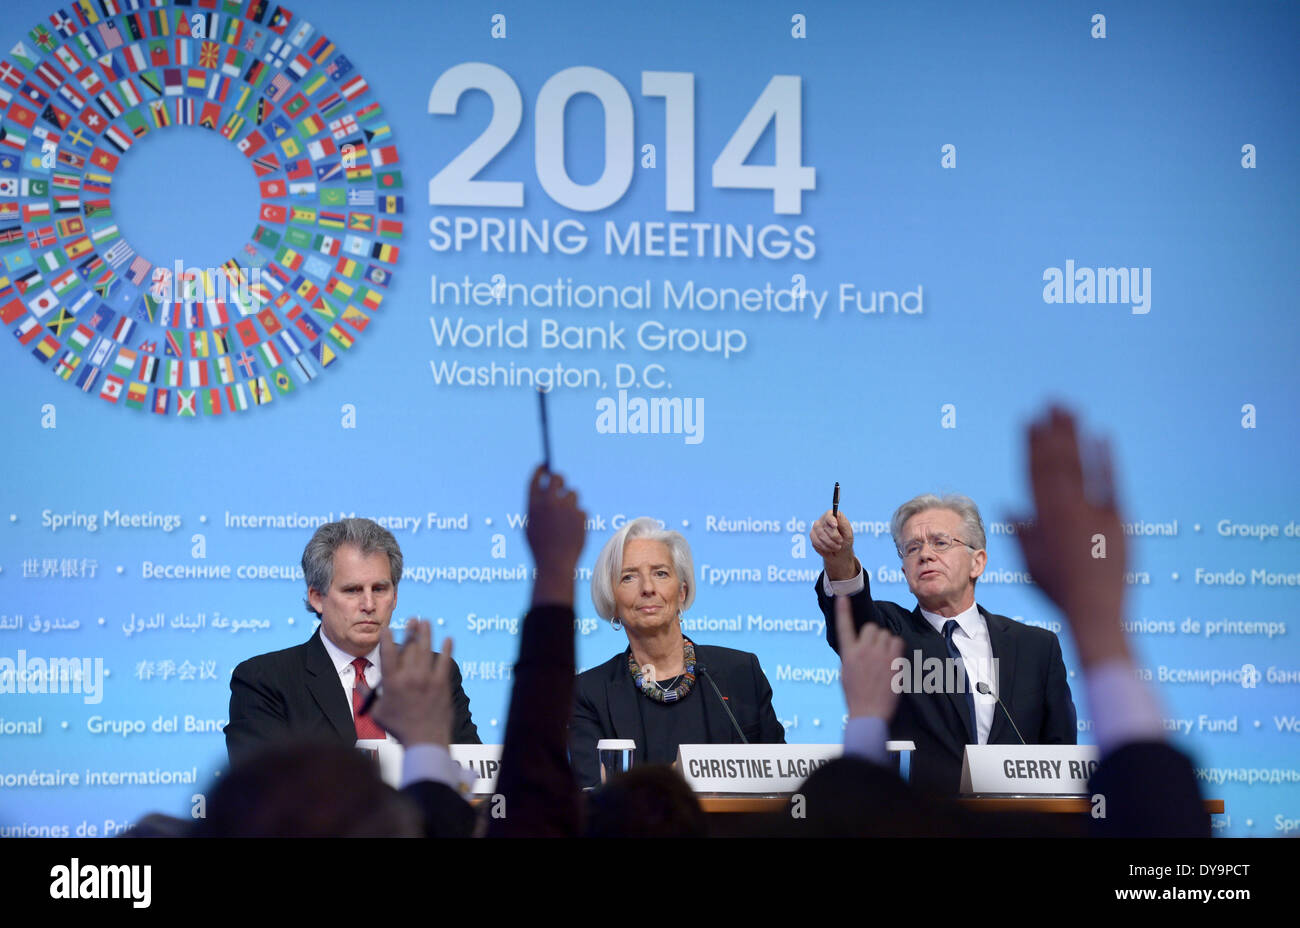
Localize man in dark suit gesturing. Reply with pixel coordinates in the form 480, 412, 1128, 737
225, 518, 479, 769
811, 493, 1075, 795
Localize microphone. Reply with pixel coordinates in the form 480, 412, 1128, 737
697, 665, 749, 744
976, 681, 1026, 745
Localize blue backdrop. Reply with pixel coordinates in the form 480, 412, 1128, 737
0, 0, 1296, 838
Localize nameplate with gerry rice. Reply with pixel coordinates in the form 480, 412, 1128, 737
676, 744, 843, 794
959, 744, 1101, 796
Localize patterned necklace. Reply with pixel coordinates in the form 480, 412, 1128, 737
629, 637, 697, 703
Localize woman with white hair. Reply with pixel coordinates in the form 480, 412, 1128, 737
570, 517, 785, 788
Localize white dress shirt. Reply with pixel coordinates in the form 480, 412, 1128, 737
317, 627, 464, 789
824, 570, 995, 744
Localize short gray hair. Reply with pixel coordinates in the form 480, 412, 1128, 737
591, 517, 696, 622
890, 494, 987, 556
302, 518, 403, 617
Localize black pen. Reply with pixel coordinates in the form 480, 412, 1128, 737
538, 387, 551, 471
832, 482, 840, 517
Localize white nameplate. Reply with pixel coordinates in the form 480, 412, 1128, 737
676, 744, 843, 794
448, 743, 504, 794
959, 744, 1101, 796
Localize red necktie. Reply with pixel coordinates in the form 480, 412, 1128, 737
351, 657, 386, 740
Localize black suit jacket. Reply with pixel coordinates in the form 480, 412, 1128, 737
225, 628, 480, 768
816, 572, 1076, 795
570, 644, 786, 789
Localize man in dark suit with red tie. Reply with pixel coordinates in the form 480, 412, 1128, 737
225, 518, 479, 769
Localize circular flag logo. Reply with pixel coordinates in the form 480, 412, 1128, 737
0, 1, 403, 417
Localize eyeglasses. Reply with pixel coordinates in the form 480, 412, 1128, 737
898, 533, 976, 560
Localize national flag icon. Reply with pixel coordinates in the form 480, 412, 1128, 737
343, 305, 370, 330
291, 276, 318, 301
215, 354, 236, 384
138, 355, 158, 383
348, 213, 373, 232
46, 308, 76, 335
344, 160, 372, 181
7, 101, 38, 127
37, 249, 68, 274
312, 234, 339, 257
104, 125, 132, 152
312, 339, 337, 367
125, 380, 148, 409
364, 265, 390, 288
276, 246, 302, 270
283, 92, 308, 116
376, 170, 402, 190
316, 91, 344, 117
277, 328, 301, 356
314, 161, 341, 182
250, 375, 272, 405
54, 350, 80, 380
189, 330, 209, 358
199, 101, 222, 129
188, 359, 209, 386
152, 387, 168, 414
251, 151, 281, 176
2, 295, 27, 324
97, 22, 124, 50
110, 314, 134, 343
259, 178, 285, 198
63, 232, 92, 258
220, 112, 245, 139
259, 203, 286, 223
328, 114, 357, 139
279, 135, 302, 158
33, 333, 60, 360
378, 219, 402, 239
226, 382, 249, 412
122, 44, 146, 72
67, 323, 93, 351
237, 129, 266, 154
256, 306, 283, 335
258, 340, 282, 368
51, 268, 79, 295
234, 349, 260, 378
319, 186, 346, 207
349, 189, 377, 208
291, 354, 316, 382
176, 388, 196, 416
112, 346, 137, 375
327, 323, 353, 350
320, 211, 345, 229
14, 315, 42, 345
335, 256, 359, 278
27, 287, 59, 317
99, 373, 124, 401
164, 358, 182, 386
235, 318, 259, 346
306, 136, 336, 161
288, 181, 316, 197
342, 234, 367, 256
370, 145, 398, 168
272, 367, 294, 393
324, 54, 352, 80
289, 205, 316, 225
297, 113, 323, 137
202, 388, 223, 416
252, 224, 280, 248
